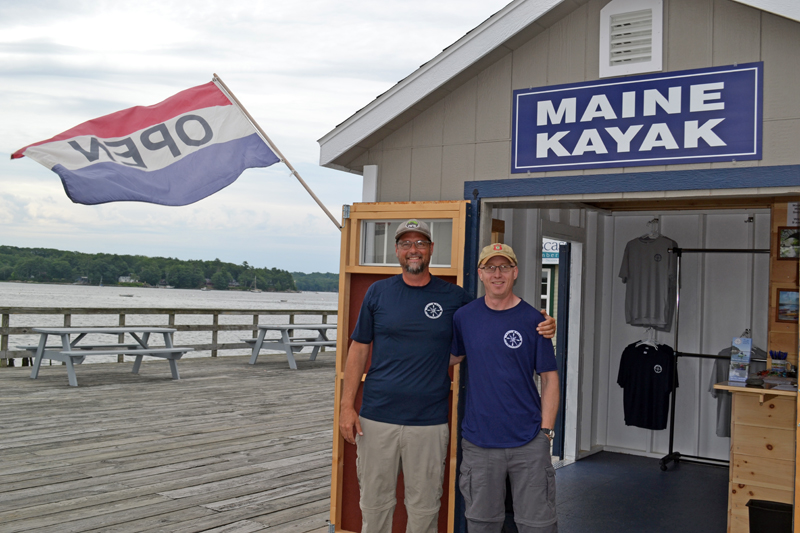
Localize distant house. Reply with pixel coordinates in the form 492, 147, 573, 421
74, 276, 89, 285
118, 275, 134, 283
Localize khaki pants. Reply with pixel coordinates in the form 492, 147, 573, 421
356, 416, 450, 533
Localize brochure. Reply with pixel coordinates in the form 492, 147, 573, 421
728, 337, 752, 382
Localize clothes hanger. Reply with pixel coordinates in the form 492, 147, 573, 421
635, 327, 659, 349
641, 218, 660, 240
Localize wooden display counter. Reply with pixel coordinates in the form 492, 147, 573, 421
713, 382, 797, 533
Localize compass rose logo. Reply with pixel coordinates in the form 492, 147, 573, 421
654, 364, 663, 374
424, 302, 443, 319
504, 330, 523, 349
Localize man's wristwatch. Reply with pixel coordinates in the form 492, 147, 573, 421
542, 428, 555, 440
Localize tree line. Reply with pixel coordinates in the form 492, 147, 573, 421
0, 245, 316, 291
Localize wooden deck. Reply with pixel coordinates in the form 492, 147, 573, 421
0, 352, 336, 533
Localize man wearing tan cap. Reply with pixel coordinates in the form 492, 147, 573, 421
451, 243, 559, 533
340, 221, 556, 533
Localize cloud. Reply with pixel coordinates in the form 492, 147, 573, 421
1, 0, 511, 272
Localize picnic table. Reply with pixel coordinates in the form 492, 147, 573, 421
245, 323, 336, 369
21, 327, 193, 387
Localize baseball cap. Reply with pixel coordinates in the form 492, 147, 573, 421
395, 219, 432, 241
478, 243, 518, 266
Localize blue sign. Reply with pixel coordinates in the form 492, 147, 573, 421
512, 63, 762, 173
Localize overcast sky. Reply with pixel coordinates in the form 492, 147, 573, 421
0, 0, 512, 273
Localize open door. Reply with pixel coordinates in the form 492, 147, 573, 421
331, 200, 472, 533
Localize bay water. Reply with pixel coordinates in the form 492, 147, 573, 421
1, 282, 339, 364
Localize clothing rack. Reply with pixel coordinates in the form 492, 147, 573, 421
658, 246, 770, 471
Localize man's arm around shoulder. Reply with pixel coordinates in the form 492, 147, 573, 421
340, 340, 370, 445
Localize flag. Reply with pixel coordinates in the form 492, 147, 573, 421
12, 81, 280, 206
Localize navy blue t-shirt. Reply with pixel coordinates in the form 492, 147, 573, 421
451, 297, 557, 448
351, 275, 472, 426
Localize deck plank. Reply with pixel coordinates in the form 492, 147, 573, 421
0, 353, 336, 533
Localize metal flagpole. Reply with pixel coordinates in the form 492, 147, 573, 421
212, 73, 342, 231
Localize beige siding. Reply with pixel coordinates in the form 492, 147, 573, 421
665, 0, 713, 70
380, 148, 412, 201
412, 99, 444, 148
546, 4, 588, 86
410, 146, 443, 200
712, 0, 761, 65
762, 12, 800, 121
476, 53, 513, 142
511, 31, 549, 90
442, 144, 476, 200
443, 78, 477, 145
370, 0, 800, 202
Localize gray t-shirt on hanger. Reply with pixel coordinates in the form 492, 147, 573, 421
619, 235, 678, 331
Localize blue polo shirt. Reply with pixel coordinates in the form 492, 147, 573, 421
451, 297, 557, 447
351, 275, 472, 425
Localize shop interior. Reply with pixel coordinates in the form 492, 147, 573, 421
487, 196, 786, 530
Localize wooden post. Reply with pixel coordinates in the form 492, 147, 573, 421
212, 313, 219, 357
253, 314, 259, 338
118, 313, 126, 363
0, 313, 8, 368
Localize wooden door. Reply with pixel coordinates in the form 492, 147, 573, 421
330, 201, 471, 533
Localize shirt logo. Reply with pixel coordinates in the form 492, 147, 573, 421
504, 330, 523, 349
654, 364, 663, 373
424, 302, 443, 319
654, 253, 662, 262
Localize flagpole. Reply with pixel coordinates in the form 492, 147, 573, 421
212, 73, 343, 231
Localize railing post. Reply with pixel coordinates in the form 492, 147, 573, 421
288, 312, 294, 340
212, 312, 218, 357
118, 313, 126, 363
253, 314, 259, 338
1, 313, 9, 368
62, 313, 71, 366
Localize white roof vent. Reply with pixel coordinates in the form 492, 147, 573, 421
600, 0, 662, 78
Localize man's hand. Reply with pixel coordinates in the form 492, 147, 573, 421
339, 405, 363, 445
340, 340, 370, 446
449, 354, 465, 366
537, 310, 556, 339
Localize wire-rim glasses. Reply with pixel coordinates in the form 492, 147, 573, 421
397, 240, 432, 250
479, 264, 515, 273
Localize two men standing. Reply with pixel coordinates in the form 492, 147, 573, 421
340, 220, 559, 533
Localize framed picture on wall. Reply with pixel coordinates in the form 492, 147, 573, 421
776, 289, 800, 323
777, 226, 800, 259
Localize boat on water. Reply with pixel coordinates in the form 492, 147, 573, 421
250, 278, 262, 293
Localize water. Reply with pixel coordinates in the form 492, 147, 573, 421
1, 282, 339, 363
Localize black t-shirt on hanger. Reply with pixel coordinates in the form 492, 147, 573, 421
617, 342, 678, 430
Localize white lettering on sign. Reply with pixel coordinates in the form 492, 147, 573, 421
532, 84, 731, 157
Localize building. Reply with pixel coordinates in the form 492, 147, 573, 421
320, 1, 800, 532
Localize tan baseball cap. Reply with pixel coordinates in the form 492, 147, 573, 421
478, 243, 518, 266
395, 219, 432, 240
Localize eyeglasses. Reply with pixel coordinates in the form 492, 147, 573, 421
479, 264, 515, 273
397, 240, 432, 250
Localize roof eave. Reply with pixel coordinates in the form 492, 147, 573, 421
318, 0, 567, 170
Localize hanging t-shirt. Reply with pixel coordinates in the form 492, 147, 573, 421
351, 274, 472, 426
619, 235, 678, 331
451, 297, 557, 448
617, 342, 677, 430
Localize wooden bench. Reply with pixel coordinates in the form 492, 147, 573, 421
245, 324, 336, 369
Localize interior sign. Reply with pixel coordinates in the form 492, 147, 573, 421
512, 63, 762, 173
